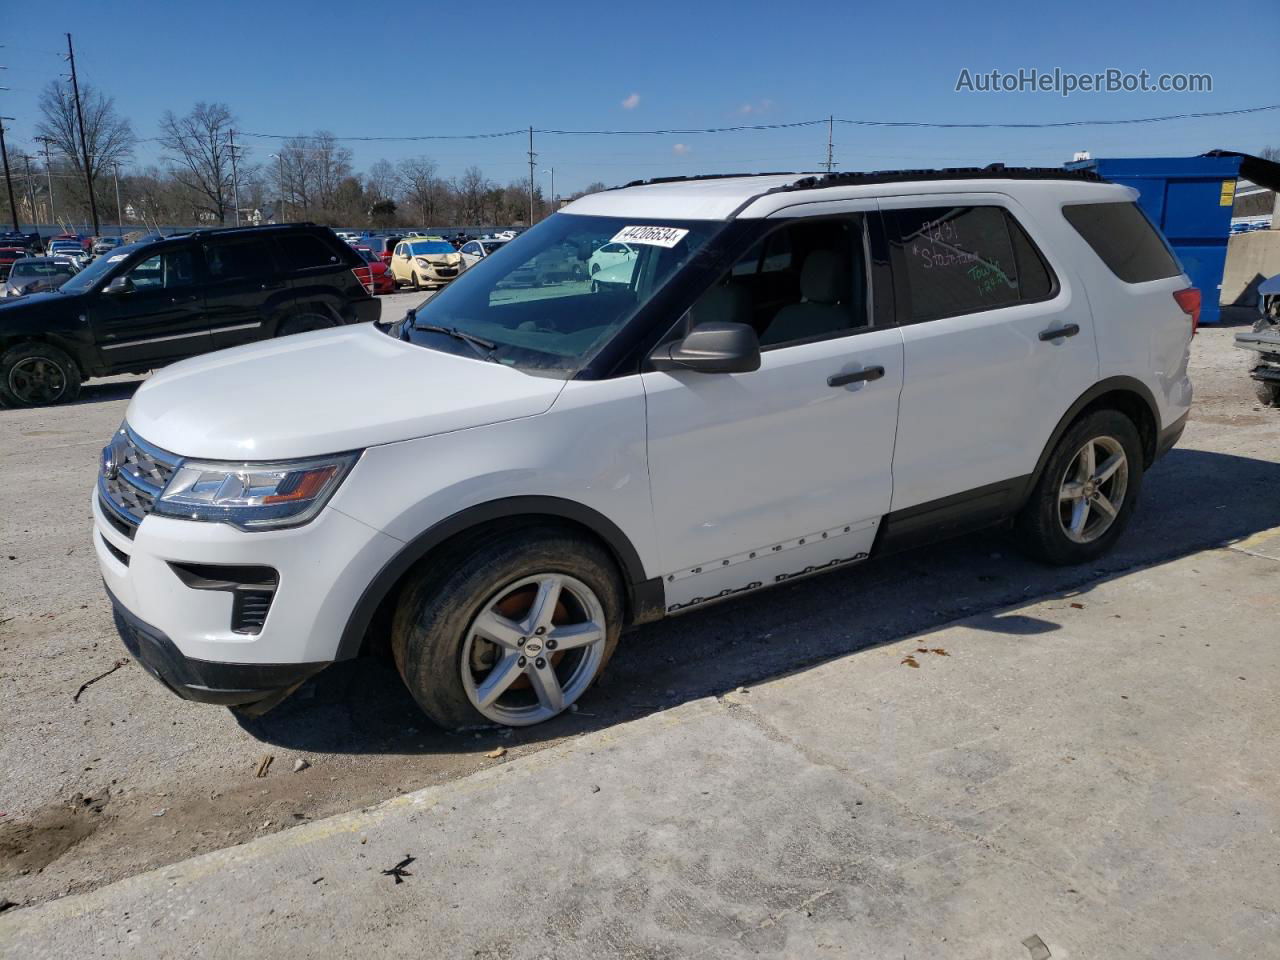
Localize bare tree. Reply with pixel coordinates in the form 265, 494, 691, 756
35, 80, 134, 219
459, 165, 489, 223
309, 132, 354, 215
1260, 146, 1280, 163
398, 156, 439, 226
365, 159, 399, 203
158, 102, 238, 224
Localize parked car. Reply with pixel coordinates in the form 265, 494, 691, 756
1, 257, 79, 299
0, 247, 27, 280
586, 240, 639, 283
389, 237, 464, 290
0, 231, 44, 255
360, 234, 402, 264
93, 236, 123, 255
458, 238, 508, 269
92, 167, 1194, 730
0, 223, 378, 407
354, 248, 396, 295
1234, 273, 1280, 407
48, 240, 91, 268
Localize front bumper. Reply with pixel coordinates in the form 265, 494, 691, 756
108, 584, 327, 706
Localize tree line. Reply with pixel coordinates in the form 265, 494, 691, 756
3, 82, 607, 232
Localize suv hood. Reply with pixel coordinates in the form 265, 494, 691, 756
126, 323, 566, 460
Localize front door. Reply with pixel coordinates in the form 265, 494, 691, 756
642, 211, 904, 614
91, 244, 210, 368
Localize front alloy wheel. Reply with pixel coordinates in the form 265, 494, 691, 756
462, 573, 608, 725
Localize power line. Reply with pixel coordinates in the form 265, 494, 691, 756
226, 103, 1280, 143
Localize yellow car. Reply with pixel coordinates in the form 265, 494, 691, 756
390, 238, 463, 290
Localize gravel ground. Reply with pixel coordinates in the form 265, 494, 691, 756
1, 313, 1277, 909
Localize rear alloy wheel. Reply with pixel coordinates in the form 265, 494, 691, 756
0, 342, 82, 408
392, 525, 622, 730
1015, 409, 1144, 565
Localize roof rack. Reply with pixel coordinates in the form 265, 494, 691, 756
612, 163, 1105, 193
777, 164, 1106, 192
185, 221, 316, 237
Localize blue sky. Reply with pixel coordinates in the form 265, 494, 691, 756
5, 0, 1279, 194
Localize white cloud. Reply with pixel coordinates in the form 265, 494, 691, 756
737, 99, 774, 116
621, 92, 641, 110
672, 143, 691, 155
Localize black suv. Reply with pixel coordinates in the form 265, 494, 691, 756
0, 224, 379, 407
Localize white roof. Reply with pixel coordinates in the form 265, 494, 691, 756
561, 172, 1132, 221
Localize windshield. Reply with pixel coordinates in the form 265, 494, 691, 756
400, 213, 725, 377
409, 240, 455, 255
13, 262, 73, 278
60, 243, 144, 294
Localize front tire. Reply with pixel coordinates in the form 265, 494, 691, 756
391, 525, 623, 730
412, 272, 422, 292
1015, 409, 1144, 565
0, 341, 82, 407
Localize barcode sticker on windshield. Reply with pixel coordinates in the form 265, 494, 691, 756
611, 225, 689, 248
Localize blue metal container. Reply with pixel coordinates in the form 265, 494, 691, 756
1066, 153, 1247, 325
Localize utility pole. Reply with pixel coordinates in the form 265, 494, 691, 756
825, 115, 835, 174
228, 128, 241, 226
112, 163, 124, 237
21, 153, 38, 226
66, 33, 100, 235
0, 116, 19, 231
527, 126, 535, 226
36, 136, 56, 226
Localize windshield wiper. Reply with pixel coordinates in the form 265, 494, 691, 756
408, 310, 497, 361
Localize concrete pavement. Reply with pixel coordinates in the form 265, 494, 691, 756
5, 534, 1277, 960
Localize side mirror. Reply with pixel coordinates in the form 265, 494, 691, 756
104, 275, 135, 295
649, 321, 761, 374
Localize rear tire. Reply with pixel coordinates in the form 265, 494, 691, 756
391, 524, 623, 730
1015, 409, 1144, 565
0, 341, 82, 408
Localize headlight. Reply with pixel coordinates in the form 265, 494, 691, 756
154, 452, 359, 530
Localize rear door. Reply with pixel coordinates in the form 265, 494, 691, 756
279, 230, 368, 321
202, 234, 292, 349
881, 195, 1098, 522
90, 243, 211, 368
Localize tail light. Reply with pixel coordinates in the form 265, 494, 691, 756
1173, 287, 1201, 336
351, 266, 374, 294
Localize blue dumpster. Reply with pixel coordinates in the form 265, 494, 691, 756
1066, 151, 1280, 325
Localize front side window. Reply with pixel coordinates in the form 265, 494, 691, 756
276, 233, 341, 271
401, 213, 725, 376
687, 216, 869, 349
125, 249, 197, 291
887, 206, 1057, 322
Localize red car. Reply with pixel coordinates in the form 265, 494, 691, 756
0, 247, 26, 276
353, 247, 396, 296
51, 233, 92, 251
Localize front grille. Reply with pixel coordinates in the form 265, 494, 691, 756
99, 427, 182, 528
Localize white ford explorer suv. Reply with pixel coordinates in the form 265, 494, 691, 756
94, 166, 1196, 729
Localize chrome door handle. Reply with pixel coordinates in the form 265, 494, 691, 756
1039, 323, 1080, 341
827, 366, 885, 388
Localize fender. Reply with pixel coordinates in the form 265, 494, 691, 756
334, 495, 662, 661
1021, 375, 1161, 505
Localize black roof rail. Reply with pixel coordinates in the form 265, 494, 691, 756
777, 163, 1106, 192
609, 164, 1106, 193
186, 221, 317, 238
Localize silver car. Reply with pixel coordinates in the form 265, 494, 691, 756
1, 257, 79, 298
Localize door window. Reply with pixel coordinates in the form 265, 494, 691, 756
688, 216, 869, 349
204, 238, 276, 281
275, 233, 340, 271
887, 206, 1058, 322
125, 248, 197, 291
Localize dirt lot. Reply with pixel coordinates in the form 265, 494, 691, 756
2, 314, 1277, 910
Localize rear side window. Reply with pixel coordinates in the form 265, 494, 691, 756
1062, 201, 1180, 283
887, 206, 1058, 322
205, 238, 276, 281
276, 233, 342, 271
